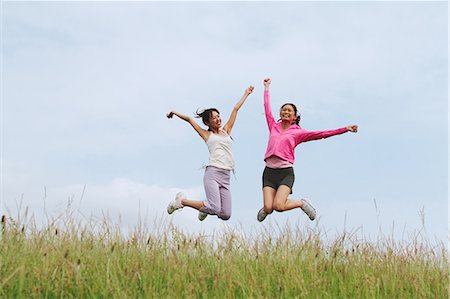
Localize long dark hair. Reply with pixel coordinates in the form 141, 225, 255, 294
279, 103, 301, 125
195, 108, 220, 131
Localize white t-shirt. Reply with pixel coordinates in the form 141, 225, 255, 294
206, 130, 234, 170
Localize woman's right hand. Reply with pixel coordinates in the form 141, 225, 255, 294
166, 111, 175, 119
264, 78, 271, 87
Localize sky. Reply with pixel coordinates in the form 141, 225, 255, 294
2, 1, 448, 245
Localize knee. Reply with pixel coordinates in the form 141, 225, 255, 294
264, 203, 274, 214
218, 213, 231, 221
272, 203, 284, 212
206, 203, 221, 215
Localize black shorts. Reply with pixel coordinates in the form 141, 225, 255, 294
262, 166, 295, 194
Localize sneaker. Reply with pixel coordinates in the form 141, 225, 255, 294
198, 211, 208, 221
257, 207, 268, 222
300, 198, 316, 221
167, 192, 185, 214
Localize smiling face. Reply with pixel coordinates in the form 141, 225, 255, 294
208, 110, 222, 130
279, 104, 297, 124
196, 108, 221, 131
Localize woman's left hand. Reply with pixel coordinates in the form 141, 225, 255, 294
245, 86, 254, 95
347, 125, 358, 133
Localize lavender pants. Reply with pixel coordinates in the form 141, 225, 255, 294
200, 166, 232, 220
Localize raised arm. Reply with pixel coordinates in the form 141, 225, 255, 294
263, 78, 276, 130
298, 125, 358, 143
223, 85, 254, 135
166, 111, 210, 141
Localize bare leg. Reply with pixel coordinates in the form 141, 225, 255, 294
181, 199, 205, 211
272, 185, 305, 212
262, 187, 276, 214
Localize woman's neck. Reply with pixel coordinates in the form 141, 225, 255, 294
210, 127, 221, 134
281, 121, 291, 131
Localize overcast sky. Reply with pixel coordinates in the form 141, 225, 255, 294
2, 1, 448, 245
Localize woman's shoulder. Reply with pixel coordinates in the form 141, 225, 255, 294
288, 124, 302, 132
291, 124, 306, 137
219, 129, 230, 136
204, 131, 213, 142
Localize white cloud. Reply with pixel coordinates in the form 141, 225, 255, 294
2, 178, 240, 235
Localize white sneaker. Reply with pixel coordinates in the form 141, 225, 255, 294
167, 192, 185, 214
257, 207, 268, 222
300, 198, 316, 221
198, 211, 208, 221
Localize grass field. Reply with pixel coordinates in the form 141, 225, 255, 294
0, 209, 448, 298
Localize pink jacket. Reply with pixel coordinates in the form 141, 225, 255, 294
264, 90, 348, 164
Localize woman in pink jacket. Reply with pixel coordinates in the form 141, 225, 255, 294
257, 78, 358, 222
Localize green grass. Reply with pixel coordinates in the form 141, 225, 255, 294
0, 210, 448, 298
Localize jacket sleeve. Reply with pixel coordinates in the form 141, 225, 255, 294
264, 90, 276, 130
298, 127, 349, 143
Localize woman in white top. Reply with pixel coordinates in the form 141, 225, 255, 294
166, 86, 253, 221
